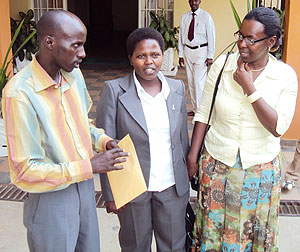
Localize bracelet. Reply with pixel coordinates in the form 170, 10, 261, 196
247, 90, 261, 103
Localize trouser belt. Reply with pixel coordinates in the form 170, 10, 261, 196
185, 43, 208, 49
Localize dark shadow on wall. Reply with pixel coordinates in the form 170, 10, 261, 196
68, 0, 138, 59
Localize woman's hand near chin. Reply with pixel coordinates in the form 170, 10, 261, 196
233, 56, 255, 95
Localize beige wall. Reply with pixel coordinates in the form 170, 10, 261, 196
9, 0, 30, 20
174, 0, 247, 58
0, 0, 12, 75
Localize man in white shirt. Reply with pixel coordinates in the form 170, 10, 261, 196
178, 0, 215, 116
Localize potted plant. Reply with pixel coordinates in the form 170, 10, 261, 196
10, 9, 39, 72
149, 10, 179, 76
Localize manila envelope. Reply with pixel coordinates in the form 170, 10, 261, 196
107, 134, 147, 209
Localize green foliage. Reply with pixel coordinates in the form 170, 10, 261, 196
230, 0, 257, 29
230, 0, 242, 28
0, 14, 36, 96
149, 11, 179, 51
10, 9, 39, 62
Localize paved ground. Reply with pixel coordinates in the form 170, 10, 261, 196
0, 64, 299, 251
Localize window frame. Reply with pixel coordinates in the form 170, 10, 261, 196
30, 0, 68, 21
138, 0, 174, 28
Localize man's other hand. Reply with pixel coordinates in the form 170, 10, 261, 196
179, 57, 185, 68
205, 58, 213, 67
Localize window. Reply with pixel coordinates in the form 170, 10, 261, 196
139, 0, 174, 28
30, 0, 68, 21
258, 0, 283, 9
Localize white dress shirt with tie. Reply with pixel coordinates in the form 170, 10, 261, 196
178, 7, 216, 112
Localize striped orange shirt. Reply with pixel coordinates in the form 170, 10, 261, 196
2, 56, 111, 193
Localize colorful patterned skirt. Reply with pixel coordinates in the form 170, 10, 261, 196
191, 149, 281, 252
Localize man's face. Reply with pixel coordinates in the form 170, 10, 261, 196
189, 0, 200, 12
53, 20, 87, 72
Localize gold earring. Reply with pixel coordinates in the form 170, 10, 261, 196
270, 46, 279, 53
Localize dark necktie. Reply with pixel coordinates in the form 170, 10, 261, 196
188, 13, 195, 41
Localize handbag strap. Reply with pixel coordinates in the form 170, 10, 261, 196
199, 52, 230, 154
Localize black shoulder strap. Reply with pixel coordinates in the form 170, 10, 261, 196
199, 52, 230, 154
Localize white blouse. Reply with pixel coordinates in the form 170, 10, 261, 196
194, 52, 298, 169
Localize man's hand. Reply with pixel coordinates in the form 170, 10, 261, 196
205, 58, 213, 67
91, 147, 129, 174
179, 57, 185, 68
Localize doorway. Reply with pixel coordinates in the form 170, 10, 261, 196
68, 0, 138, 59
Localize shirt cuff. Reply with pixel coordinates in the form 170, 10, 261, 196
71, 159, 94, 182
207, 53, 214, 59
96, 135, 113, 152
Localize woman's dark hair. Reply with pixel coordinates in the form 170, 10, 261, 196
126, 27, 164, 56
244, 7, 282, 49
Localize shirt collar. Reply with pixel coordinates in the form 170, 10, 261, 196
30, 54, 75, 92
191, 8, 201, 16
133, 70, 170, 100
225, 52, 281, 80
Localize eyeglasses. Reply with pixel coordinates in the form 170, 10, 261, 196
234, 31, 271, 46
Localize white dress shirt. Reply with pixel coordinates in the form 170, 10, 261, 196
178, 7, 216, 58
133, 71, 175, 191
193, 52, 298, 169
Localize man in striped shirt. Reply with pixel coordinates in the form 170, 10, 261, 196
2, 10, 128, 252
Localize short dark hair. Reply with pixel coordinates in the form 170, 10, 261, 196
36, 10, 82, 42
244, 7, 282, 49
126, 27, 164, 56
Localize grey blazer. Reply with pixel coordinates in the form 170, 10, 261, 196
96, 73, 190, 201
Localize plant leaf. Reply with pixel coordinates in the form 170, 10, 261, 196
1, 18, 25, 77
164, 32, 170, 42
26, 9, 34, 21
12, 30, 36, 59
159, 17, 165, 29
229, 0, 242, 28
247, 0, 252, 12
19, 12, 26, 19
19, 50, 25, 62
26, 51, 32, 61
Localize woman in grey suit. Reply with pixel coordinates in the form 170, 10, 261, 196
96, 27, 190, 252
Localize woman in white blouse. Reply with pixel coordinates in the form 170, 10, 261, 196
188, 7, 298, 252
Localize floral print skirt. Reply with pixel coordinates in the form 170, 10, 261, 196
192, 149, 281, 252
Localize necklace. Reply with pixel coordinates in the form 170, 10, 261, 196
251, 66, 266, 72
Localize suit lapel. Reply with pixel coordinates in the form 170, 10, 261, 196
166, 84, 182, 137
119, 75, 148, 135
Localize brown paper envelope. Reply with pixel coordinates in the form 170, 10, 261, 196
107, 134, 147, 209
